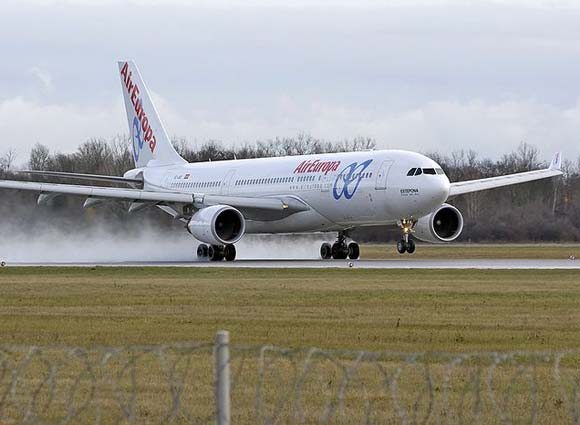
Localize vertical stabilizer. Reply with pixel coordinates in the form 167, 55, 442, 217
118, 61, 186, 167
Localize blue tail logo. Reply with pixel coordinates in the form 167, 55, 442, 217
131, 116, 144, 163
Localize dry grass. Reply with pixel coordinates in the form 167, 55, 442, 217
1, 266, 580, 423
1, 267, 580, 351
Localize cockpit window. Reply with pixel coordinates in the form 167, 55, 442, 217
408, 167, 446, 176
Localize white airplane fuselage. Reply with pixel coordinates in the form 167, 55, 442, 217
135, 149, 450, 233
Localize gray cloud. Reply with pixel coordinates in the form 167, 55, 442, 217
1, 1, 580, 163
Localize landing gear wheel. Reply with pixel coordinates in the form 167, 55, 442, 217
197, 244, 209, 259
396, 240, 407, 254
331, 242, 348, 260
224, 244, 236, 262
209, 245, 225, 261
320, 243, 332, 260
397, 218, 417, 255
347, 242, 360, 260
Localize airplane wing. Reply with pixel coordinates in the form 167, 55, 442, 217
448, 152, 563, 197
0, 179, 308, 213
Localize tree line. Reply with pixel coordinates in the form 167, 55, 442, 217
1, 135, 579, 242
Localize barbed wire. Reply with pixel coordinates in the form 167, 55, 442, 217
1, 342, 580, 424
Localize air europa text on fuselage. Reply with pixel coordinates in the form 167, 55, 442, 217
293, 160, 341, 175
120, 62, 157, 154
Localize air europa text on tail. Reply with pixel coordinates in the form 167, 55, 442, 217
120, 62, 157, 154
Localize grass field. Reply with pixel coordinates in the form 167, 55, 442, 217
361, 243, 580, 259
1, 266, 579, 352
1, 266, 580, 423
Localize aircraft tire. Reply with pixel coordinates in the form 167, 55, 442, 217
406, 239, 416, 254
209, 245, 225, 261
320, 243, 332, 260
197, 244, 209, 259
224, 244, 236, 261
332, 242, 348, 260
348, 242, 360, 260
396, 240, 407, 254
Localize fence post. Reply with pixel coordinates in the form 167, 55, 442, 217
215, 330, 230, 425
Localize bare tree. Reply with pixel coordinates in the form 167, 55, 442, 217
28, 143, 51, 170
0, 148, 17, 173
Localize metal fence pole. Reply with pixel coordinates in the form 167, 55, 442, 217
215, 330, 230, 425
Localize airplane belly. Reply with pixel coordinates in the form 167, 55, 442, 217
244, 209, 339, 234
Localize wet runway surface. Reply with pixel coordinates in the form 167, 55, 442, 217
5, 259, 580, 269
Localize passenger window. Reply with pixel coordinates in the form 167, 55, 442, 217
414, 168, 422, 176
407, 168, 416, 176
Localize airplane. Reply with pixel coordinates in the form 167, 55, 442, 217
0, 61, 564, 261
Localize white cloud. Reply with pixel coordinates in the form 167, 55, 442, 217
0, 97, 125, 159
12, 0, 580, 8
1, 0, 580, 165
149, 95, 580, 161
2, 90, 579, 166
28, 67, 53, 92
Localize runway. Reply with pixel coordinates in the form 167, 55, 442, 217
4, 259, 580, 269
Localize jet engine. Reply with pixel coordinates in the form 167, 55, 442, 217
187, 205, 246, 245
413, 203, 464, 243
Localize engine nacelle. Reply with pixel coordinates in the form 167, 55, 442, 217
413, 203, 464, 243
187, 205, 246, 245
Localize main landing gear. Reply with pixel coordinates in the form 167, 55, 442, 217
197, 244, 237, 262
320, 232, 360, 260
396, 218, 416, 255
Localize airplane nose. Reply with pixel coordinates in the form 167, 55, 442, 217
429, 176, 450, 205
440, 176, 451, 200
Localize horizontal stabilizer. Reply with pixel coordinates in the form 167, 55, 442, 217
19, 170, 142, 185
549, 152, 562, 171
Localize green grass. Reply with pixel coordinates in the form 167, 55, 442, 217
1, 267, 579, 352
362, 243, 580, 259
1, 266, 579, 423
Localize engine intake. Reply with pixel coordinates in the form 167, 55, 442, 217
187, 205, 246, 245
413, 203, 464, 243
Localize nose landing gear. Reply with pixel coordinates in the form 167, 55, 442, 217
320, 232, 360, 260
397, 218, 416, 255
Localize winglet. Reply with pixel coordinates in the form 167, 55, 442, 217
549, 152, 562, 171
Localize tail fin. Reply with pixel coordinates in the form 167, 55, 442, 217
118, 61, 186, 168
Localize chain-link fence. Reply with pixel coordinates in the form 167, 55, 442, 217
1, 331, 580, 424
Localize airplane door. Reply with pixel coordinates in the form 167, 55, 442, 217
374, 160, 393, 190
221, 170, 236, 195
321, 173, 331, 192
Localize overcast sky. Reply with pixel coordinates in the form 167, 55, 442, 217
1, 0, 580, 163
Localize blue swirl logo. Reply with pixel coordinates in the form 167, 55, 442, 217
132, 116, 144, 163
333, 159, 373, 200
